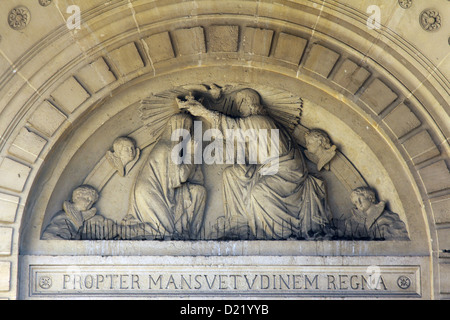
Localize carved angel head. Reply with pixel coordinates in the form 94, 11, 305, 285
304, 129, 336, 171
71, 185, 99, 212
350, 187, 377, 212
106, 137, 141, 177
112, 137, 137, 166
305, 129, 332, 154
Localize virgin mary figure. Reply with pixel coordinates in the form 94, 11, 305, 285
131, 113, 206, 240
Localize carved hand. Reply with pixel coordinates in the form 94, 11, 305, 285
175, 93, 207, 117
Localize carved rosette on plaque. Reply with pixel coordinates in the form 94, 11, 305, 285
41, 84, 409, 241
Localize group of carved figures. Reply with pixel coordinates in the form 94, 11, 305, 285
42, 88, 408, 241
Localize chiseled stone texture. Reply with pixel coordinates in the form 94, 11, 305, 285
0, 193, 20, 223
172, 27, 206, 56
27, 101, 67, 137
109, 42, 145, 76
142, 32, 175, 63
418, 161, 450, 194
273, 33, 308, 64
360, 78, 398, 115
332, 59, 371, 95
303, 44, 340, 78
50, 76, 90, 114
206, 25, 239, 52
0, 158, 31, 193
76, 58, 116, 93
242, 27, 274, 56
0, 228, 13, 256
383, 103, 421, 139
8, 127, 47, 164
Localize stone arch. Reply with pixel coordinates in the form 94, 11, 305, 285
0, 0, 447, 299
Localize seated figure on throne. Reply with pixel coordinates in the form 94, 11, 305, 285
177, 88, 333, 240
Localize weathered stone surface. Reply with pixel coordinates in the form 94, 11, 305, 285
8, 127, 47, 164
273, 33, 308, 64
430, 195, 450, 224
383, 103, 422, 139
21, 256, 423, 299
332, 59, 371, 94
242, 28, 274, 56
50, 77, 90, 114
437, 227, 450, 252
0, 228, 13, 256
142, 32, 175, 63
360, 79, 398, 115
0, 262, 10, 292
27, 101, 67, 137
402, 130, 440, 165
0, 158, 31, 192
418, 160, 450, 194
109, 42, 145, 76
0, 193, 20, 223
0, 0, 447, 301
206, 25, 239, 52
76, 57, 116, 93
172, 27, 206, 56
439, 263, 450, 294
303, 44, 340, 78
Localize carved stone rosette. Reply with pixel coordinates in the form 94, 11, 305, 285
419, 10, 441, 32
398, 0, 412, 9
39, 0, 52, 7
8, 6, 31, 31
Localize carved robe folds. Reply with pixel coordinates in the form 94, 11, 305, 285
215, 113, 332, 240
131, 114, 206, 239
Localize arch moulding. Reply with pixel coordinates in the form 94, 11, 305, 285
0, 0, 448, 299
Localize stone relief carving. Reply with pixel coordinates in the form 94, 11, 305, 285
336, 187, 409, 240
105, 136, 140, 177
398, 0, 412, 9
8, 6, 31, 31
175, 88, 333, 240
42, 185, 103, 239
38, 0, 52, 7
304, 129, 336, 171
41, 85, 409, 241
419, 10, 441, 32
131, 113, 207, 240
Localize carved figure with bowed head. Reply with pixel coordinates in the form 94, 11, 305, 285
42, 185, 100, 240
304, 129, 336, 171
131, 113, 207, 240
106, 136, 140, 177
344, 187, 409, 240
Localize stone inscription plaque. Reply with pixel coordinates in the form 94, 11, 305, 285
28, 264, 420, 298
